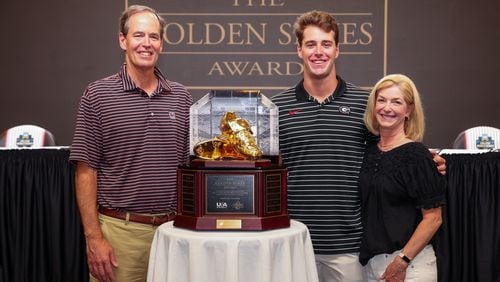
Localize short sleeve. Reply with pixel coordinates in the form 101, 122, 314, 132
69, 89, 103, 169
403, 144, 447, 209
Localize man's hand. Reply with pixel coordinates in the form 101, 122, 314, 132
431, 150, 446, 175
86, 236, 118, 282
75, 162, 118, 281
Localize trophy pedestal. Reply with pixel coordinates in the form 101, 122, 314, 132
174, 159, 289, 230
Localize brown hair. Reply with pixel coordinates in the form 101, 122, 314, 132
293, 10, 339, 46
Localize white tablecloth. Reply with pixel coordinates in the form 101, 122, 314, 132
147, 220, 319, 282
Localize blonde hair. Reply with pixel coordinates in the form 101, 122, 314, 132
364, 74, 425, 141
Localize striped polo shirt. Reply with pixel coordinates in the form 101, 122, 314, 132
70, 64, 192, 213
272, 77, 373, 255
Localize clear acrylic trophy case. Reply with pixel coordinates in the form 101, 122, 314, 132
190, 90, 279, 159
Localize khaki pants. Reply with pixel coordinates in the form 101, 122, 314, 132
89, 214, 157, 282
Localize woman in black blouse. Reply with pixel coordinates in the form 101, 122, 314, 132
358, 74, 446, 282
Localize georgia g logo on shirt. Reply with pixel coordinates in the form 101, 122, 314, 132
339, 106, 351, 115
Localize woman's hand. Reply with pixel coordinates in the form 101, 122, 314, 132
380, 257, 408, 282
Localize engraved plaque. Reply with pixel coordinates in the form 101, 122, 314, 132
216, 219, 242, 229
206, 175, 254, 214
266, 174, 282, 213
181, 173, 196, 215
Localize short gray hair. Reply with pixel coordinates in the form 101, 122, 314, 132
119, 5, 166, 38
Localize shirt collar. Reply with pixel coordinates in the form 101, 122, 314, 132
295, 76, 347, 104
119, 64, 173, 94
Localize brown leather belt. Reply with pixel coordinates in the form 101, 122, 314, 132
98, 207, 176, 226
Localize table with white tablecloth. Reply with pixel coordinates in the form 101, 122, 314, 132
147, 219, 318, 282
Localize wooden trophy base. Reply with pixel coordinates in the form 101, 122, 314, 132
174, 159, 289, 231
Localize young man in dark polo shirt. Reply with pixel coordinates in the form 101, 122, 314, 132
70, 5, 192, 281
272, 11, 445, 282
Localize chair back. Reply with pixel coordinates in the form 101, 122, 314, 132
452, 126, 500, 150
0, 125, 56, 148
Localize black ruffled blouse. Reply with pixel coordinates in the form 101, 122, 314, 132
358, 142, 446, 265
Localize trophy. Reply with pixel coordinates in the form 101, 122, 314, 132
174, 90, 289, 230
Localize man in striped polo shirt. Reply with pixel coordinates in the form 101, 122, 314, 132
70, 5, 192, 282
272, 11, 446, 282
272, 11, 371, 282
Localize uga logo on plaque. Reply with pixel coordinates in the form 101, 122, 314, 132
216, 202, 228, 209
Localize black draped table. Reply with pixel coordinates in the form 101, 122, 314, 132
0, 148, 88, 282
0, 149, 499, 282
436, 152, 500, 282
